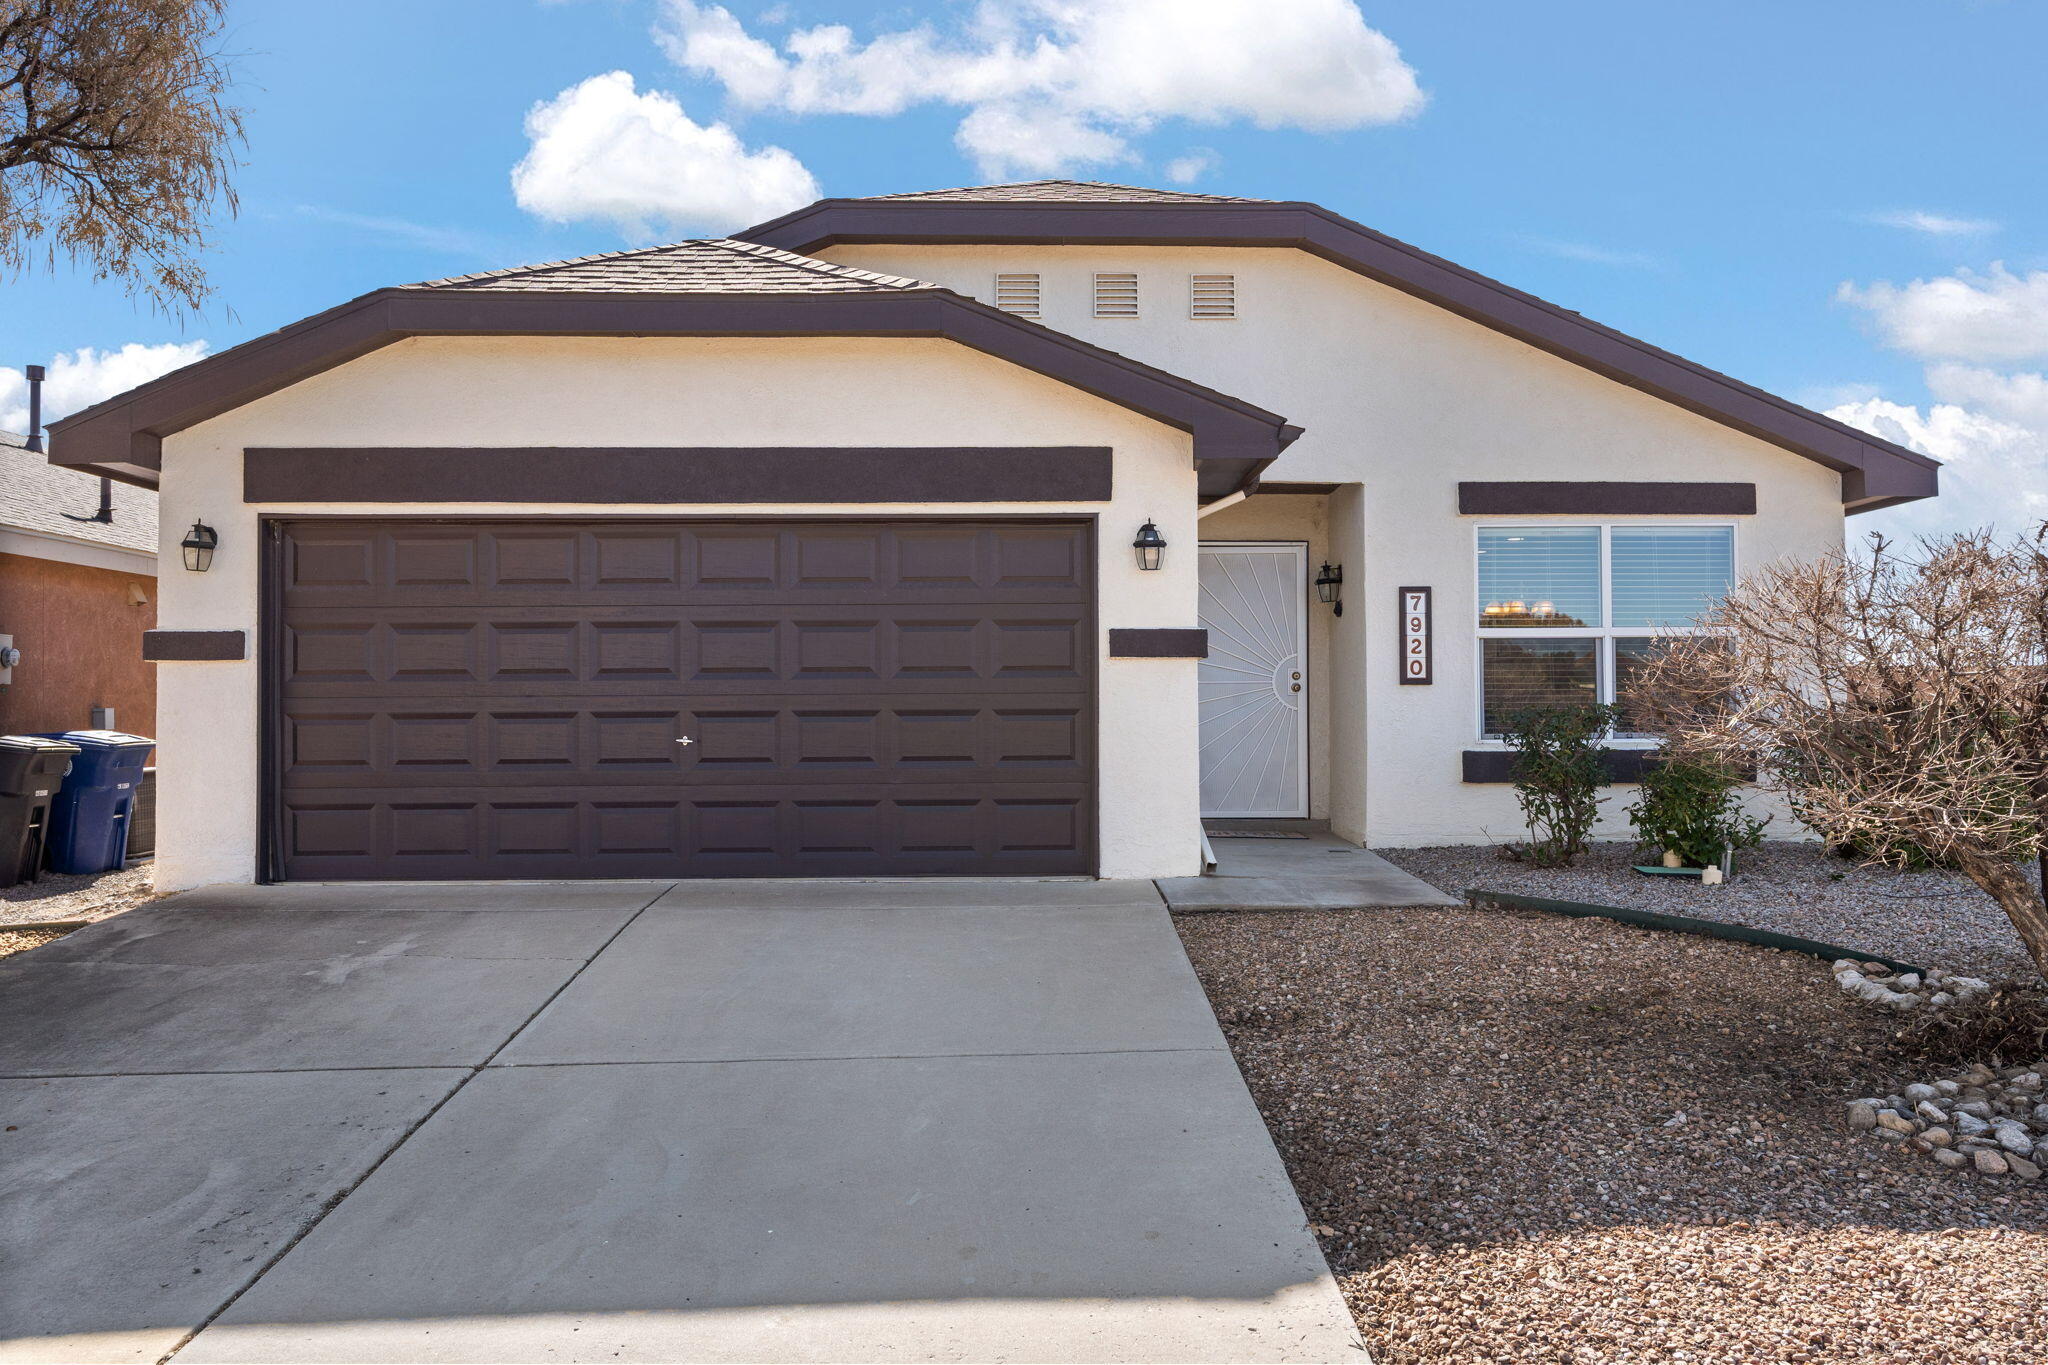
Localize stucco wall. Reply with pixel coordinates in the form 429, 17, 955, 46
0, 551, 156, 736
153, 335, 1203, 889
826, 244, 1849, 844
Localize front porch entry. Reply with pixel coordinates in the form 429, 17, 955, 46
1197, 540, 1309, 818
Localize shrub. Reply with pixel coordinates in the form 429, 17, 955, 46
1627, 756, 1768, 869
1501, 704, 1616, 868
1891, 980, 2048, 1067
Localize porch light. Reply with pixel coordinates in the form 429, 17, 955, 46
180, 520, 218, 573
1315, 561, 1344, 616
1133, 520, 1166, 571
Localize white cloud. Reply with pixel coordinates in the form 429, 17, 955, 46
1864, 209, 1999, 236
1165, 147, 1219, 184
657, 0, 1425, 179
1, 341, 211, 435
1832, 372, 2048, 542
1838, 263, 2048, 363
291, 205, 499, 256
1520, 236, 1660, 270
511, 71, 820, 239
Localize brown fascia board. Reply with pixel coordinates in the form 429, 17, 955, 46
44, 286, 1296, 498
739, 199, 1940, 512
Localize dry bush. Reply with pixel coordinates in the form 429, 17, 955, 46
1891, 981, 2048, 1067
1628, 530, 2048, 981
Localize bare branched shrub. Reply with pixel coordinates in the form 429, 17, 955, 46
1, 0, 243, 311
1627, 530, 2048, 981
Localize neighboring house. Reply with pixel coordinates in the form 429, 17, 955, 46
0, 428, 156, 737
45, 181, 1939, 891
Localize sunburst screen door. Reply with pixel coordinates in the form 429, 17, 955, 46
1197, 541, 1309, 817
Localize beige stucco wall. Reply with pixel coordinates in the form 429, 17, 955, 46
152, 335, 1204, 889
827, 244, 1849, 845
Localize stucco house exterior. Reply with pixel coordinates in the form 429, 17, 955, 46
44, 181, 1939, 891
1, 427, 157, 738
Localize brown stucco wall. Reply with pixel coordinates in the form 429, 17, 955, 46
0, 551, 156, 737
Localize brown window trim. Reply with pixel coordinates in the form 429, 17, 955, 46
1458, 481, 1756, 516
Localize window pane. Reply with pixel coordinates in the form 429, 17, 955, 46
1477, 527, 1600, 628
1481, 637, 1598, 735
1611, 636, 1666, 737
1611, 526, 1732, 628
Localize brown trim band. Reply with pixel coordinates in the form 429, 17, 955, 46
738, 200, 1938, 512
245, 447, 1114, 504
1462, 748, 1660, 784
1458, 481, 1757, 516
143, 629, 246, 661
1108, 627, 1208, 658
49, 289, 1296, 498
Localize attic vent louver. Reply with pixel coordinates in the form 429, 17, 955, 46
1093, 272, 1139, 318
1190, 274, 1236, 319
993, 272, 1041, 316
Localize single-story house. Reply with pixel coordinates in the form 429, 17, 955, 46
1, 426, 157, 737
45, 180, 1939, 890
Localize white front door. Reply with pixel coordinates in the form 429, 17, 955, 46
1198, 542, 1309, 818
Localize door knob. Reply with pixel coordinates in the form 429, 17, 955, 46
676, 737, 695, 746
1290, 683, 1302, 693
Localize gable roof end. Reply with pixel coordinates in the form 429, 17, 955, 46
42, 238, 1297, 498
738, 189, 1938, 512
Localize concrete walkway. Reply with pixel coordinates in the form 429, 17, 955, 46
0, 879, 1362, 1364
1159, 832, 1459, 911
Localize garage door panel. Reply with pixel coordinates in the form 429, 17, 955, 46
282, 608, 1088, 692
285, 525, 1090, 609
281, 699, 1091, 789
277, 519, 1095, 878
279, 786, 1090, 880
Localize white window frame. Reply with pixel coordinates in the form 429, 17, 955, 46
1471, 521, 1737, 745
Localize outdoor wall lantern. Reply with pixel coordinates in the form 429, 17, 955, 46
1133, 520, 1167, 571
181, 520, 219, 573
1316, 561, 1344, 615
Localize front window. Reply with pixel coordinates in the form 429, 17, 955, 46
1476, 524, 1733, 739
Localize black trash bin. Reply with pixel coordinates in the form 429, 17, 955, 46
0, 736, 80, 889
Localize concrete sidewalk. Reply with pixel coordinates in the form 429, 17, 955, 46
1159, 832, 1459, 911
0, 879, 1363, 1364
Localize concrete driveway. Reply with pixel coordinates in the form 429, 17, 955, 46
0, 879, 1362, 1364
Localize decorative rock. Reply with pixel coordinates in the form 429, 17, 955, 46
1875, 1110, 1917, 1134
1973, 1149, 2010, 1176
1955, 1100, 1993, 1119
1829, 961, 1992, 1012
1994, 1124, 2035, 1156
1933, 1149, 1970, 1169
1845, 1101, 1879, 1131
2010, 1155, 2042, 1181
1936, 1080, 1961, 1096
1873, 1128, 1910, 1144
1922, 1127, 1953, 1148
1896, 972, 1922, 989
1904, 1083, 1940, 1103
2032, 1103, 2048, 1125
1913, 1100, 1948, 1123
1955, 1112, 1991, 1136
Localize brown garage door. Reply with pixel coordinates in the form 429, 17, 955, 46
271, 519, 1095, 880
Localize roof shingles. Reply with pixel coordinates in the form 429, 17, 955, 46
861, 179, 1273, 204
0, 430, 156, 555
409, 238, 940, 294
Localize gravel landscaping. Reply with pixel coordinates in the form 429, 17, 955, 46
1380, 840, 2039, 981
0, 926, 66, 960
0, 863, 156, 928
1177, 903, 2048, 1365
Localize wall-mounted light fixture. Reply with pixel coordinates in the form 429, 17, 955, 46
1316, 561, 1344, 615
1133, 520, 1166, 571
180, 520, 218, 573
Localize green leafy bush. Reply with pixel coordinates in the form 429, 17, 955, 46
1501, 704, 1616, 867
1627, 756, 1767, 869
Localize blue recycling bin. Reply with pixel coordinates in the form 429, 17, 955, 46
38, 730, 155, 875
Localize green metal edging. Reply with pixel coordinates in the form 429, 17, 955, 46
0, 918, 90, 934
1464, 887, 1923, 975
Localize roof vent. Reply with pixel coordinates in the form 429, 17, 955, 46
993, 272, 1041, 317
1093, 272, 1139, 318
1190, 274, 1236, 320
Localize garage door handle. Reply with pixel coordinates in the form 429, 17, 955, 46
676, 737, 695, 746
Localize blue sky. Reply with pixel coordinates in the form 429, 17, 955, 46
6, 0, 2045, 539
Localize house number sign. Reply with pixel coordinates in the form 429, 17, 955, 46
1399, 586, 1432, 685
